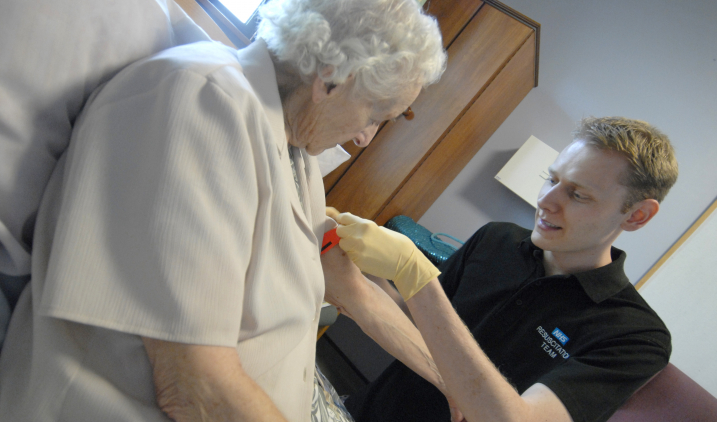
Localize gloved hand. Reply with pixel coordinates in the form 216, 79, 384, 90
334, 212, 440, 301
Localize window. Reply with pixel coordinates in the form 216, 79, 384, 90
206, 0, 268, 45
205, 0, 425, 47
220, 0, 264, 23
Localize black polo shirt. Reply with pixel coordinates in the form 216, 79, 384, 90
346, 222, 671, 422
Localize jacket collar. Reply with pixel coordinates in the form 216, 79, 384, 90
235, 39, 286, 158
235, 40, 325, 242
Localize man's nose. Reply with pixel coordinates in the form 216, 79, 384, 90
536, 181, 560, 212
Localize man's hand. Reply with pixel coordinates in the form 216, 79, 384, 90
334, 212, 440, 301
142, 338, 289, 422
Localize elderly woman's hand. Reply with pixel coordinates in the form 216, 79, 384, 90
334, 212, 440, 301
326, 206, 340, 220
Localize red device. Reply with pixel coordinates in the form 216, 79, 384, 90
321, 228, 340, 255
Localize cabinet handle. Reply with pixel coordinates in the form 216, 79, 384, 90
402, 106, 415, 121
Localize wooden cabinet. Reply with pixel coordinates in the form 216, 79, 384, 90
324, 0, 540, 225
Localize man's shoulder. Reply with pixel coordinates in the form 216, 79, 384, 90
484, 221, 532, 235
454, 222, 532, 265
474, 222, 532, 246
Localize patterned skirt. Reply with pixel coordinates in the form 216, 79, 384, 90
311, 364, 355, 422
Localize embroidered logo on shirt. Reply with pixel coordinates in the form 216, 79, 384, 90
536, 326, 570, 360
552, 327, 569, 345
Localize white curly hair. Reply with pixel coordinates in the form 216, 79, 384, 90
256, 0, 446, 101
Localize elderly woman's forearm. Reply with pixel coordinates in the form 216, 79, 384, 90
342, 280, 446, 394
141, 337, 289, 422
363, 273, 414, 322
322, 247, 445, 392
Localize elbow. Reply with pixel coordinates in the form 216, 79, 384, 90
153, 376, 200, 422
142, 337, 210, 421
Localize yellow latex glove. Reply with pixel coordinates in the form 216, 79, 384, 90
335, 212, 440, 301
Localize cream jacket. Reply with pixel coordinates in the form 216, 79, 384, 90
0, 40, 327, 422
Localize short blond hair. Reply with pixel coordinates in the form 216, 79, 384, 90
573, 116, 678, 212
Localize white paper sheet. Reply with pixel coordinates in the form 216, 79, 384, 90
494, 135, 559, 208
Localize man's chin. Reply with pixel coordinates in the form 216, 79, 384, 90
531, 230, 551, 250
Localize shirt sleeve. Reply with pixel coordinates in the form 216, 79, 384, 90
538, 317, 671, 422
437, 223, 490, 300
38, 65, 268, 347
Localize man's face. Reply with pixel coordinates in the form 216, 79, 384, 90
531, 140, 632, 265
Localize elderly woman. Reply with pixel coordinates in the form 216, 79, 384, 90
0, 0, 445, 421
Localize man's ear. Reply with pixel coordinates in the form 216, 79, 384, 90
621, 199, 660, 232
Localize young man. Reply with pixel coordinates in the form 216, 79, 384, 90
334, 116, 679, 422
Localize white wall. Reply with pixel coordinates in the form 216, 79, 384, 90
419, 0, 717, 284
639, 204, 717, 396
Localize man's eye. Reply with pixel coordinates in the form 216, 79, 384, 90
548, 178, 557, 185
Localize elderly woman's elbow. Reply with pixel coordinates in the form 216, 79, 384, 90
154, 383, 200, 422
141, 337, 217, 421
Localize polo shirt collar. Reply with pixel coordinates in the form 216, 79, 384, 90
520, 237, 631, 303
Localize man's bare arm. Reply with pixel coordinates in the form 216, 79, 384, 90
406, 279, 573, 422
142, 337, 289, 422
